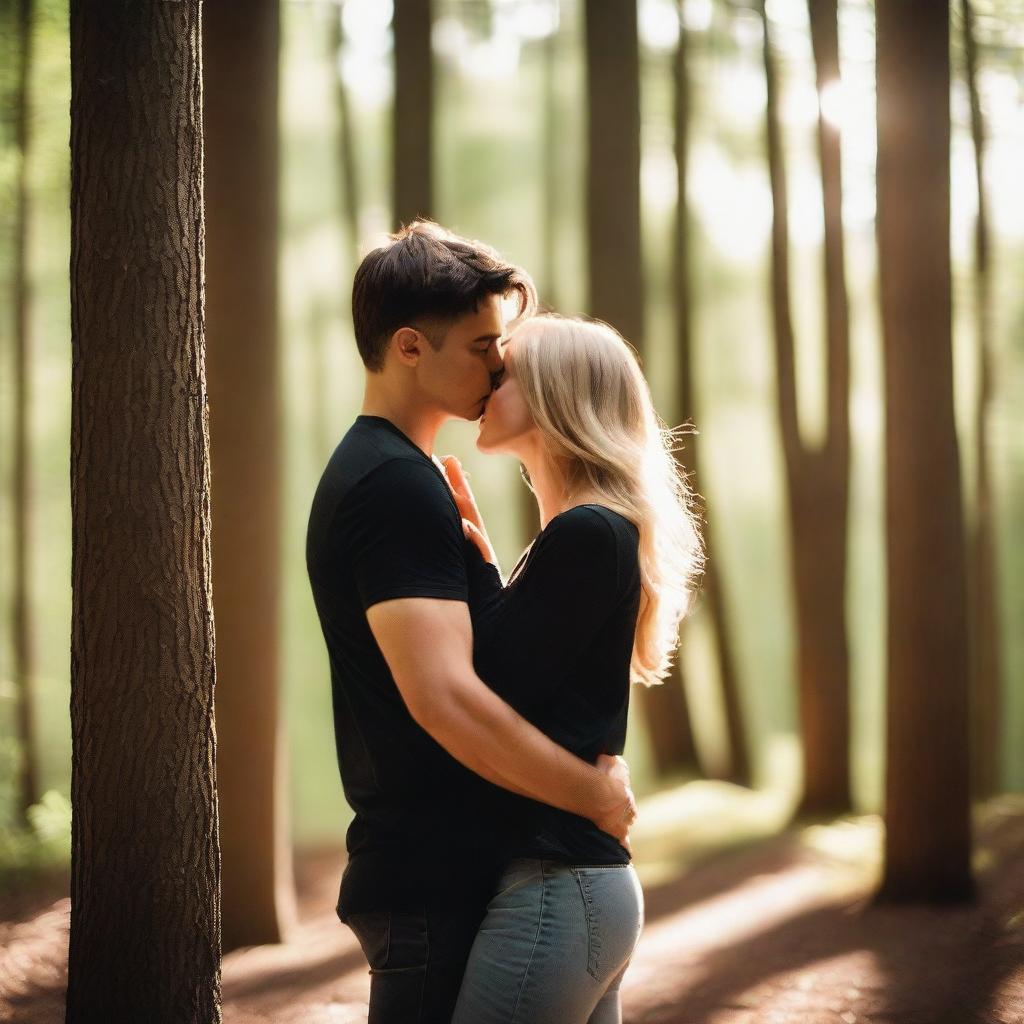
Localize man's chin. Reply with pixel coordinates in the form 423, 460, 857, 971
443, 396, 490, 424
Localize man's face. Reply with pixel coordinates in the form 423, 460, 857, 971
415, 293, 506, 422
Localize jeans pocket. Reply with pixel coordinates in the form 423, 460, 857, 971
570, 866, 642, 984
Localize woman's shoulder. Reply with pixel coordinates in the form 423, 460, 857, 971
548, 503, 637, 534
541, 504, 639, 555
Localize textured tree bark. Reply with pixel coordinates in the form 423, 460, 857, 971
962, 0, 1002, 799
674, 5, 748, 785
393, 0, 433, 227
876, 0, 974, 902
762, 0, 852, 815
204, 0, 296, 951
66, 1, 221, 1019
585, 0, 699, 777
13, 0, 41, 826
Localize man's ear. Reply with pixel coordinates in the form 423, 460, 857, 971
391, 327, 423, 367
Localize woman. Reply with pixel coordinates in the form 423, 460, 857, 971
442, 314, 704, 1024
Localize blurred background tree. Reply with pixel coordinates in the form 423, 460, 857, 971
204, 0, 297, 950
1, 0, 1022, 912
876, 0, 972, 902
761, 0, 853, 818
673, 1, 750, 787
9, 0, 41, 830
962, 0, 1004, 802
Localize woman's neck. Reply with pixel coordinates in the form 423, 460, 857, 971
519, 445, 600, 530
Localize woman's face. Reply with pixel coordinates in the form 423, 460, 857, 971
476, 346, 538, 455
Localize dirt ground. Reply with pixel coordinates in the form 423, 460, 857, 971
3, 793, 1022, 1024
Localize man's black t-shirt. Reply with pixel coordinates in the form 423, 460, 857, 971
468, 504, 642, 865
306, 415, 505, 920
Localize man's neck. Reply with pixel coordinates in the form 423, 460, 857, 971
361, 387, 444, 458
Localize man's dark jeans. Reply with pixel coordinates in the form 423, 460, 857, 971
345, 904, 487, 1023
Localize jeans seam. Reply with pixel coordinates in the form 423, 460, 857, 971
510, 862, 548, 1023
572, 868, 601, 980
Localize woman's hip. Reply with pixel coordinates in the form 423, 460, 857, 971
452, 858, 644, 1024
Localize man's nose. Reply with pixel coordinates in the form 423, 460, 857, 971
487, 344, 505, 377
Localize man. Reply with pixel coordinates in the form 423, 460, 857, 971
306, 221, 635, 1022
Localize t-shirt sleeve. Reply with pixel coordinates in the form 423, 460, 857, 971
473, 508, 626, 711
347, 458, 470, 610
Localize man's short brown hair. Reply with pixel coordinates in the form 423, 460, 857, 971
352, 220, 537, 371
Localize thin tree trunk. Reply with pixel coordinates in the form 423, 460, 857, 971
876, 0, 974, 902
585, 0, 699, 777
519, 15, 563, 549
310, 301, 334, 460
583, 0, 643, 343
962, 0, 1002, 799
674, 2, 748, 785
762, 0, 852, 816
13, 0, 41, 826
540, 16, 560, 312
204, 0, 295, 951
333, 2, 362, 264
66, 2, 221, 1018
393, 0, 433, 227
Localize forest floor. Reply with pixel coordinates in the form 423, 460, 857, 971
2, 785, 1023, 1024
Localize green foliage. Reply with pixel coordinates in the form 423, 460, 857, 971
0, 733, 72, 888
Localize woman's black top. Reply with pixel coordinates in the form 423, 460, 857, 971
468, 503, 642, 865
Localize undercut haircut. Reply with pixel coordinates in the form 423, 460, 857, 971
352, 220, 537, 371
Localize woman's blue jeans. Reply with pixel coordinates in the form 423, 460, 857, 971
451, 858, 644, 1024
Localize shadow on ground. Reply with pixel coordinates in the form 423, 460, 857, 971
2, 791, 1022, 1024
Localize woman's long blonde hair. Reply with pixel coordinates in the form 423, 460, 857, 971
509, 314, 704, 687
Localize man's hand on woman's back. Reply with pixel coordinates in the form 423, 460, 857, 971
594, 753, 637, 852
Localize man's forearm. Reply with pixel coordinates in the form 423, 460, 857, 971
365, 597, 628, 832
416, 673, 615, 821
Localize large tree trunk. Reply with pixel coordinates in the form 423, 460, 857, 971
66, 2, 221, 1019
204, 0, 295, 951
393, 0, 433, 226
12, 0, 41, 826
876, 0, 974, 901
585, 0, 699, 778
761, 0, 852, 816
962, 0, 1002, 799
674, 3, 748, 785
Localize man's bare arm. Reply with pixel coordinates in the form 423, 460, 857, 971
366, 596, 635, 843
